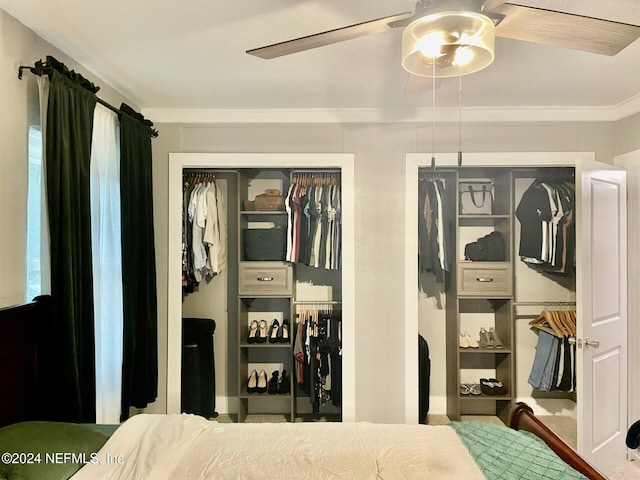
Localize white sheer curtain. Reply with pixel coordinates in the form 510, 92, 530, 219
37, 76, 51, 295
90, 104, 124, 424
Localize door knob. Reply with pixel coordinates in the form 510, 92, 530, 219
568, 337, 600, 349
583, 337, 600, 348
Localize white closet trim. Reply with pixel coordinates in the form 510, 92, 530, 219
614, 149, 640, 447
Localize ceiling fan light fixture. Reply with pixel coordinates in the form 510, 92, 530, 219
402, 10, 495, 77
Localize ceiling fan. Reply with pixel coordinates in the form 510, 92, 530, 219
246, 0, 640, 78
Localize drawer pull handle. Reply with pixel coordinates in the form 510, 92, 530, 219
257, 276, 274, 282
476, 277, 494, 283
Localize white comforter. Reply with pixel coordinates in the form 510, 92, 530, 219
71, 414, 485, 479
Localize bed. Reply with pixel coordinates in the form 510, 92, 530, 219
0, 297, 606, 480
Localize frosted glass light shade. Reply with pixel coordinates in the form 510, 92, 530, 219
402, 11, 495, 78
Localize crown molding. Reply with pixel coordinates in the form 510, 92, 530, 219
143, 95, 640, 125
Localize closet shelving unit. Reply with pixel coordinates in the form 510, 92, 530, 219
511, 167, 577, 406
237, 169, 295, 422
445, 168, 515, 424
235, 167, 344, 422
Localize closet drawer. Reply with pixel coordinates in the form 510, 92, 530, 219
239, 262, 293, 296
457, 263, 512, 297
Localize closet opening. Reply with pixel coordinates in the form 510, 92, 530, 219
416, 162, 577, 438
407, 152, 628, 471
167, 154, 355, 423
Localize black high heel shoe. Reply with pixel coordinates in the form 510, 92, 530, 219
267, 370, 279, 394
247, 320, 259, 344
278, 370, 291, 395
277, 319, 290, 344
256, 369, 268, 394
268, 319, 280, 343
246, 369, 258, 394
256, 320, 268, 344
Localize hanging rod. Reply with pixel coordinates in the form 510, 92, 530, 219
291, 169, 341, 174
294, 300, 342, 305
18, 57, 158, 138
183, 169, 238, 175
513, 301, 576, 307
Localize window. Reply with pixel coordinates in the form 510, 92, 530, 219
25, 125, 43, 301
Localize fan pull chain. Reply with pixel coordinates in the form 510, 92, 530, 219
458, 71, 463, 167
431, 62, 436, 172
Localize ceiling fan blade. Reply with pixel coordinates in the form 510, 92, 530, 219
490, 3, 640, 56
482, 0, 508, 12
404, 74, 442, 95
246, 11, 413, 59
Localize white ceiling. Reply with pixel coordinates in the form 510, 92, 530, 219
3, 0, 640, 121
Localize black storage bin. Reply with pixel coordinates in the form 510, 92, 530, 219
243, 227, 287, 261
181, 344, 201, 415
181, 318, 217, 418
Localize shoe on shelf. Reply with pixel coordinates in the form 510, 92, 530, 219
256, 369, 268, 394
268, 319, 280, 343
464, 331, 479, 348
488, 328, 504, 348
246, 369, 258, 393
267, 370, 279, 394
468, 383, 482, 396
488, 378, 507, 395
278, 319, 290, 344
479, 378, 507, 395
460, 384, 471, 395
478, 327, 494, 349
256, 320, 268, 343
459, 333, 470, 348
479, 378, 493, 395
247, 320, 259, 344
278, 370, 291, 395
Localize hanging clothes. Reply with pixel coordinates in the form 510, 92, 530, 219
294, 304, 342, 413
528, 309, 577, 392
182, 171, 227, 295
418, 174, 451, 283
286, 172, 341, 270
515, 178, 575, 277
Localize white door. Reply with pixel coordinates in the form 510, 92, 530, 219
576, 161, 627, 475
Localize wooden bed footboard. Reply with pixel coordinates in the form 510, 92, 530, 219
510, 402, 606, 480
0, 296, 50, 428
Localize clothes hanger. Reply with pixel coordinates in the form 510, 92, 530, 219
546, 310, 568, 337
565, 310, 577, 337
529, 310, 564, 338
551, 310, 572, 337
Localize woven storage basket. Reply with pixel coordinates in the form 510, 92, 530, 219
243, 228, 287, 261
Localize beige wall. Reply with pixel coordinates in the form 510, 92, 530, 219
150, 121, 631, 422
615, 111, 640, 154
0, 8, 136, 308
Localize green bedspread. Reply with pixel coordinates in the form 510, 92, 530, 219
449, 421, 587, 480
0, 421, 117, 480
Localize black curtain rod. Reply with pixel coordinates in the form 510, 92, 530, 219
18, 59, 158, 138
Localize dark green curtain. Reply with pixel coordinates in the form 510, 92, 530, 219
119, 104, 158, 420
44, 65, 98, 423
